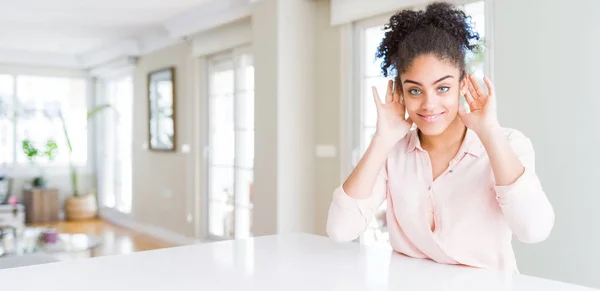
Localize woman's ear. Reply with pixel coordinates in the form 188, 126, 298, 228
460, 74, 468, 96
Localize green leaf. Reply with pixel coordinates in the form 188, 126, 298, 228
87, 104, 111, 120
22, 139, 39, 162
43, 139, 59, 161
59, 112, 73, 153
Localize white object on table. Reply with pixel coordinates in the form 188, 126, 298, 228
0, 233, 595, 290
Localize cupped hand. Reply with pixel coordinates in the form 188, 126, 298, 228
372, 80, 413, 147
458, 75, 501, 136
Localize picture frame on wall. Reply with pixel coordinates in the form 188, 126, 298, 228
147, 67, 176, 152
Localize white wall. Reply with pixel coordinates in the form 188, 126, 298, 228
494, 0, 600, 287
252, 0, 317, 235
251, 0, 279, 236
104, 19, 254, 244
314, 0, 342, 236
276, 0, 317, 234
132, 43, 198, 239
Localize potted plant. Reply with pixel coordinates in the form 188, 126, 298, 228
61, 104, 111, 220
21, 139, 58, 188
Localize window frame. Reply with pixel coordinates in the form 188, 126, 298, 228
0, 68, 95, 178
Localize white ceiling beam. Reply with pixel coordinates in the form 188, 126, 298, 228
78, 39, 140, 69
137, 35, 183, 56
0, 0, 256, 70
0, 48, 81, 69
0, 63, 89, 78
163, 0, 253, 38
80, 0, 253, 70
0, 8, 183, 25
88, 56, 137, 78
0, 22, 145, 39
189, 18, 252, 57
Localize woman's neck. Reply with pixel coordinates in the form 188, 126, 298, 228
419, 117, 467, 153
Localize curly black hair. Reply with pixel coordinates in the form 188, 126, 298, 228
375, 2, 480, 84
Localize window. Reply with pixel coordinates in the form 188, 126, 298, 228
353, 1, 487, 247
0, 75, 15, 165
206, 47, 254, 240
463, 1, 486, 77
98, 76, 133, 214
0, 74, 88, 167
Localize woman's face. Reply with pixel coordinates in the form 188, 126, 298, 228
399, 54, 467, 136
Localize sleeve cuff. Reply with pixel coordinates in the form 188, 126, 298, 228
495, 167, 540, 204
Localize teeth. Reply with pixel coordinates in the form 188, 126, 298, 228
422, 113, 442, 121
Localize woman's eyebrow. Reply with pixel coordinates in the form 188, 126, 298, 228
403, 75, 454, 86
433, 75, 454, 84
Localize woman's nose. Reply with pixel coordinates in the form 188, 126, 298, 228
421, 94, 438, 111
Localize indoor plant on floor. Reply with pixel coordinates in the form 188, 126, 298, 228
61, 104, 111, 220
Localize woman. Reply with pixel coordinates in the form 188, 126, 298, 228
326, 2, 554, 272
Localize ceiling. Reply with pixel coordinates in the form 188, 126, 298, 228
0, 0, 245, 69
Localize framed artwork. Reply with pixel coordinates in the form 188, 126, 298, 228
147, 67, 176, 152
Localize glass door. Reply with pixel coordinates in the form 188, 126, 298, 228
206, 47, 254, 240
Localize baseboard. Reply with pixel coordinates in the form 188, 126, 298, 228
99, 208, 201, 246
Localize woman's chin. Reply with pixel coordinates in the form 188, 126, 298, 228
416, 122, 449, 136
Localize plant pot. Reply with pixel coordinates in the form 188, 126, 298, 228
65, 194, 98, 221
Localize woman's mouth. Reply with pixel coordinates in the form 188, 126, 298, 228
418, 112, 446, 123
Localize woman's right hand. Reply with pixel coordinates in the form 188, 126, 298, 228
372, 80, 413, 148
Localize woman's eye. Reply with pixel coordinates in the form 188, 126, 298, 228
438, 86, 450, 93
408, 88, 421, 95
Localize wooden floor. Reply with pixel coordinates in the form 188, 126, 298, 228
29, 219, 175, 258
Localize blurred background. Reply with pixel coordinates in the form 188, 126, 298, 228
0, 0, 598, 288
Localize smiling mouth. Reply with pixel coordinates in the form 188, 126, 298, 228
418, 112, 446, 122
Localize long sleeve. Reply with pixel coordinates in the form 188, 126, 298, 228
494, 131, 555, 243
326, 167, 388, 242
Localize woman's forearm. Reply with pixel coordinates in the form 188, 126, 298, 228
478, 126, 525, 186
342, 135, 394, 199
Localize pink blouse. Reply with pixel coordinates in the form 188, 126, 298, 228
326, 128, 554, 271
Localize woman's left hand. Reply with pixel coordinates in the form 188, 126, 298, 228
458, 75, 501, 136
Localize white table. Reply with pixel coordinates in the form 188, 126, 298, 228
0, 233, 595, 290
0, 253, 59, 269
